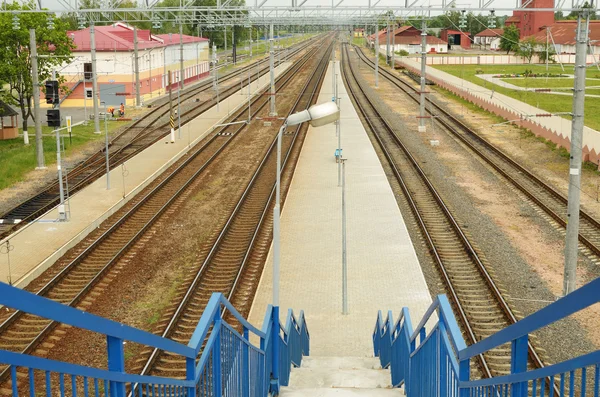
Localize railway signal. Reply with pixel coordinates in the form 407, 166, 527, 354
45, 80, 59, 105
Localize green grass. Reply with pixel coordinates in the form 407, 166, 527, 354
499, 77, 600, 89
0, 121, 122, 191
433, 63, 600, 131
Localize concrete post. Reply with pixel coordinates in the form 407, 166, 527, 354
133, 27, 141, 107
391, 23, 395, 69
375, 24, 379, 88
386, 20, 390, 66
30, 29, 43, 167
90, 24, 101, 134
180, 23, 185, 89
269, 24, 276, 116
563, 14, 589, 296
419, 19, 427, 132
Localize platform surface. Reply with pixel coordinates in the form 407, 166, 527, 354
0, 62, 292, 289
248, 61, 432, 357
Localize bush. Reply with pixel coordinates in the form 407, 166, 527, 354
475, 68, 484, 74
397, 49, 409, 56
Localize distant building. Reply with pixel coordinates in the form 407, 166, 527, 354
354, 28, 365, 38
0, 100, 18, 140
369, 25, 448, 54
59, 23, 209, 107
504, 0, 554, 38
440, 29, 472, 50
474, 28, 504, 50
524, 20, 600, 54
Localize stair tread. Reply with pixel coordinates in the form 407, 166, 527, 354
280, 387, 404, 396
288, 367, 392, 389
300, 356, 382, 370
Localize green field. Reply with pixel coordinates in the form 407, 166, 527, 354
433, 64, 600, 131
0, 121, 122, 190
500, 77, 600, 89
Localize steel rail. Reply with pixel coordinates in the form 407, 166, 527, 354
134, 37, 334, 386
0, 36, 328, 386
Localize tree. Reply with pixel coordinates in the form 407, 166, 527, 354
537, 40, 556, 64
0, 2, 74, 141
500, 24, 520, 54
517, 36, 538, 63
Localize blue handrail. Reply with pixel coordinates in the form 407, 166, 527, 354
0, 282, 309, 396
374, 278, 600, 397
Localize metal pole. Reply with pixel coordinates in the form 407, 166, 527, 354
375, 24, 379, 88
104, 104, 110, 190
272, 124, 285, 392
341, 158, 348, 315
336, 78, 341, 187
30, 30, 41, 158
419, 19, 427, 132
391, 23, 395, 70
83, 65, 88, 124
177, 82, 181, 139
224, 26, 227, 52
90, 24, 101, 134
213, 44, 219, 111
134, 27, 141, 107
180, 23, 185, 89
563, 14, 589, 296
168, 71, 175, 143
386, 20, 390, 66
269, 24, 276, 116
249, 26, 253, 58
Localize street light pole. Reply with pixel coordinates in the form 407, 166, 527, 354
563, 13, 590, 296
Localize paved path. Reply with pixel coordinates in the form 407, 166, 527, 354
0, 62, 292, 289
248, 61, 432, 357
475, 74, 600, 98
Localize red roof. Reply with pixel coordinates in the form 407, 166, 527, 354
525, 20, 600, 46
505, 16, 520, 24
475, 28, 504, 37
368, 25, 415, 42
393, 36, 447, 45
68, 23, 207, 52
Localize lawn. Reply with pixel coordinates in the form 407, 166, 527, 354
499, 77, 600, 89
0, 120, 123, 191
433, 63, 600, 131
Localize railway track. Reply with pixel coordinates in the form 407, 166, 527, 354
0, 36, 317, 240
0, 35, 330, 388
133, 36, 335, 383
341, 43, 548, 379
353, 44, 600, 263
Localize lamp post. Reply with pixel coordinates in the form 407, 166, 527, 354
271, 101, 340, 394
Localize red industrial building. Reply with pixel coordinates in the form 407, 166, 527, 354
505, 0, 555, 38
369, 25, 448, 53
440, 29, 472, 49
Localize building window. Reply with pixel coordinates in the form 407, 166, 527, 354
85, 88, 92, 98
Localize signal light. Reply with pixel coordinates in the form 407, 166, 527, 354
47, 109, 60, 127
45, 80, 59, 105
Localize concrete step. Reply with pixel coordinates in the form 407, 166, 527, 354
281, 356, 403, 396
279, 388, 404, 396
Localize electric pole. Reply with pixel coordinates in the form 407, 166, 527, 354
30, 29, 44, 167
179, 23, 185, 89
419, 19, 427, 132
269, 24, 276, 116
90, 24, 101, 133
134, 27, 141, 107
375, 23, 379, 88
563, 13, 590, 296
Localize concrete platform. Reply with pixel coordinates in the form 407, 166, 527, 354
0, 62, 292, 289
248, 61, 432, 357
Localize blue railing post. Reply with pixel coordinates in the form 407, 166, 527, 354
185, 356, 196, 397
106, 335, 126, 397
511, 335, 529, 397
439, 320, 448, 397
213, 312, 223, 396
271, 306, 281, 396
459, 358, 470, 397
242, 327, 250, 397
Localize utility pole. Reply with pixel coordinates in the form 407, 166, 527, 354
249, 26, 253, 58
391, 22, 395, 70
224, 26, 227, 52
232, 25, 237, 64
563, 13, 589, 296
269, 24, 276, 116
133, 27, 141, 107
179, 23, 185, 89
212, 44, 219, 111
168, 71, 175, 143
375, 24, 379, 88
386, 20, 390, 66
52, 70, 67, 221
90, 24, 101, 134
30, 29, 43, 167
341, 157, 348, 315
418, 19, 427, 133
